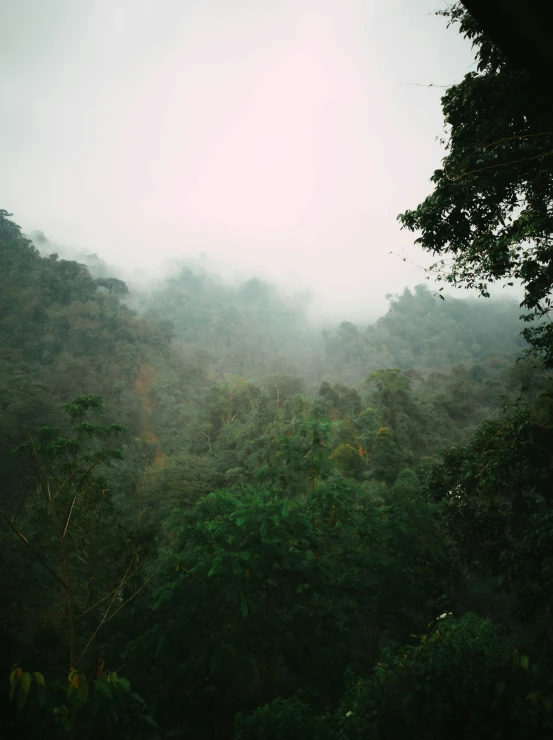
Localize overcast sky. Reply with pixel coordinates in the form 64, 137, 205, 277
1, 0, 479, 319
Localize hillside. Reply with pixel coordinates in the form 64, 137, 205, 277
2, 209, 551, 738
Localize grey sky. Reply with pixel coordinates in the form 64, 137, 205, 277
1, 0, 481, 319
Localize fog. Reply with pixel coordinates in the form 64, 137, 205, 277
2, 0, 483, 320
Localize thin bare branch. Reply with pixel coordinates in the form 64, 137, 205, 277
51, 468, 79, 502
446, 150, 553, 182
480, 131, 553, 153
76, 556, 148, 621
103, 561, 163, 625
400, 82, 454, 88
77, 557, 134, 665
0, 509, 68, 590
12, 481, 31, 526
202, 432, 212, 452
61, 442, 112, 539
28, 434, 53, 503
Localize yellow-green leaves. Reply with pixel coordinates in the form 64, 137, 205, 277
9, 667, 33, 709
67, 668, 89, 705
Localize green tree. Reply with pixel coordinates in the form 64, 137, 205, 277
276, 416, 334, 492
2, 396, 157, 736
424, 396, 553, 637
398, 6, 553, 366
329, 443, 364, 479
125, 486, 348, 735
139, 452, 217, 524
2, 396, 149, 671
333, 613, 553, 740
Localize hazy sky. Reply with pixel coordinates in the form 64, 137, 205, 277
1, 0, 478, 319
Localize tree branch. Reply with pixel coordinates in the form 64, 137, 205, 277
75, 556, 148, 620
103, 561, 163, 626
61, 442, 112, 539
0, 509, 68, 590
77, 556, 134, 665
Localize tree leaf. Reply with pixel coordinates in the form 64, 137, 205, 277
17, 671, 32, 709
77, 673, 89, 702
240, 597, 248, 618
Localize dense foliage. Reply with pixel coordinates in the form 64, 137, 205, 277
2, 200, 552, 738
2, 6, 553, 737
398, 5, 553, 367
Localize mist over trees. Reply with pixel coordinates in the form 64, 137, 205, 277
3, 3, 553, 738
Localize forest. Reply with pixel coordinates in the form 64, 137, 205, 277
2, 4, 553, 739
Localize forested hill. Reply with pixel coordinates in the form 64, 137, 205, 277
29, 219, 526, 388
2, 207, 552, 738
134, 262, 527, 387
0, 207, 537, 515
5, 2, 553, 736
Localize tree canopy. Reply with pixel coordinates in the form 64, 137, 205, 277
398, 5, 553, 367
3, 6, 553, 736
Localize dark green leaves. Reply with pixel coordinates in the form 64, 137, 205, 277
399, 4, 553, 367
61, 394, 105, 419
